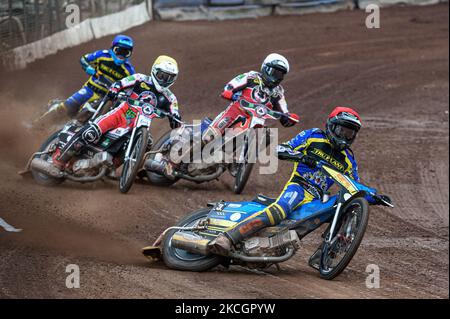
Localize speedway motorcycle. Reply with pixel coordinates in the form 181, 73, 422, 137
23, 94, 164, 194
143, 97, 299, 194
142, 156, 394, 280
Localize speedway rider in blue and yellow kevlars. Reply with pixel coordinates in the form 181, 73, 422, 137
208, 107, 363, 256
57, 35, 136, 118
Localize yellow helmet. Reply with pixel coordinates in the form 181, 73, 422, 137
151, 55, 179, 91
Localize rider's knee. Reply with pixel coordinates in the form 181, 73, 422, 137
81, 124, 102, 144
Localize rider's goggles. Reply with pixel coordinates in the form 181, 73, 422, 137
264, 65, 286, 82
334, 124, 357, 141
113, 46, 133, 59
155, 69, 177, 87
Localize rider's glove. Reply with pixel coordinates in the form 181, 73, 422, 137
221, 89, 234, 100
280, 112, 300, 127
85, 66, 97, 76
169, 113, 182, 129
300, 155, 317, 168
107, 85, 120, 101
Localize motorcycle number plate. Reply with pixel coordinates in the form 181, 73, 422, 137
142, 104, 154, 116
137, 115, 151, 127
256, 106, 267, 117
250, 117, 265, 127
108, 127, 130, 137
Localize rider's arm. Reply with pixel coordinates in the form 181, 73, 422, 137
344, 149, 360, 182
277, 144, 302, 161
123, 61, 136, 77
80, 50, 106, 75
221, 72, 253, 100
107, 73, 145, 101
272, 85, 298, 127
343, 150, 377, 203
110, 73, 145, 93
272, 85, 289, 114
167, 92, 182, 129
277, 129, 316, 161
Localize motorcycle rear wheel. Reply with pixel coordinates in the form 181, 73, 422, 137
319, 197, 369, 280
31, 130, 65, 186
119, 127, 148, 193
163, 208, 223, 272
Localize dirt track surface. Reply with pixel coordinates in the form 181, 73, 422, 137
0, 4, 448, 299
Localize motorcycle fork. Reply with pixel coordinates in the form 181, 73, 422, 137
124, 125, 137, 162
124, 113, 149, 163
237, 134, 248, 163
325, 202, 342, 243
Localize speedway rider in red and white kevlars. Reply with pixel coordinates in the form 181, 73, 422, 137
52, 55, 181, 170
203, 53, 299, 143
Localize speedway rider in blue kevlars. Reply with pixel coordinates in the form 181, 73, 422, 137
55, 35, 136, 118
209, 107, 381, 256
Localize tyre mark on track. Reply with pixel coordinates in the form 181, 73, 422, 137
420, 161, 449, 225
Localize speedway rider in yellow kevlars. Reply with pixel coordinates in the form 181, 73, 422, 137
52, 35, 136, 118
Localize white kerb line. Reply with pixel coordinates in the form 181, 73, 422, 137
0, 217, 22, 232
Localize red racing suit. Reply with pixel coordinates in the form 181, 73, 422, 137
55, 74, 181, 166
208, 71, 295, 137
96, 73, 181, 134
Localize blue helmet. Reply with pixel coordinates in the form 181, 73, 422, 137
110, 35, 134, 65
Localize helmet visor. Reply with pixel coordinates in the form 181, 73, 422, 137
113, 46, 132, 59
265, 66, 286, 81
334, 124, 357, 141
155, 69, 177, 87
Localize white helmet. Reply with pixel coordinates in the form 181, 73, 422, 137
261, 53, 290, 88
151, 55, 179, 92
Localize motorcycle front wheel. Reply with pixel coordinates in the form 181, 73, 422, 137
233, 161, 254, 194
319, 197, 369, 280
119, 127, 149, 193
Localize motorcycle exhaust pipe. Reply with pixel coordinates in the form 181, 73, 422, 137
144, 158, 166, 174
229, 247, 296, 263
170, 232, 210, 256
30, 158, 64, 178
173, 166, 225, 183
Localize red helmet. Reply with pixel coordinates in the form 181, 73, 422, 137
326, 107, 362, 150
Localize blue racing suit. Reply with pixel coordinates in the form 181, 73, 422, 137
224, 128, 360, 245
63, 49, 135, 117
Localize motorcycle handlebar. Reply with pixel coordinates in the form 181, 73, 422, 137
113, 94, 185, 124
286, 151, 328, 169
236, 97, 292, 120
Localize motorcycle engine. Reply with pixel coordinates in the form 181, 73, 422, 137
243, 229, 300, 257
186, 162, 216, 177
72, 151, 113, 176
